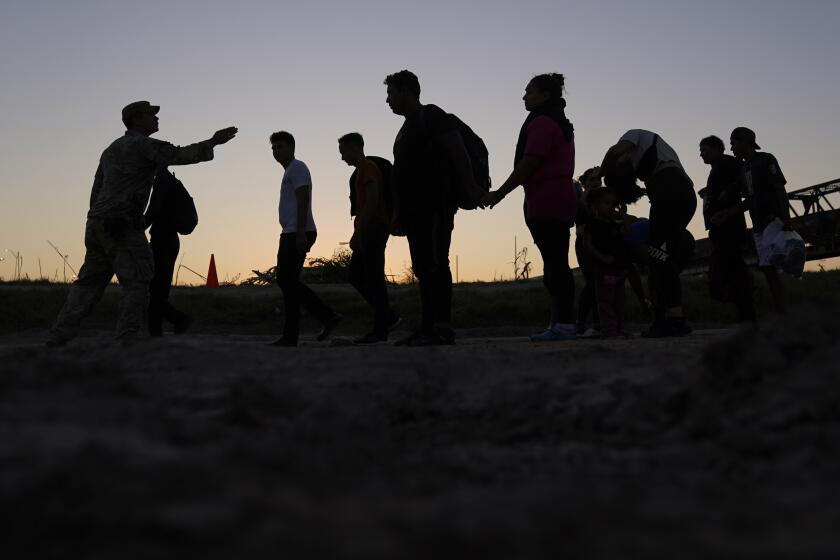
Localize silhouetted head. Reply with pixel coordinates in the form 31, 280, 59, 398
589, 187, 620, 219
579, 166, 602, 191
338, 132, 365, 167
384, 70, 421, 116
523, 73, 565, 112
270, 130, 295, 167
730, 127, 760, 160
699, 135, 725, 165
604, 169, 645, 205
122, 100, 159, 135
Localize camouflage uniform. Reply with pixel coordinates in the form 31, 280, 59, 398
50, 130, 215, 343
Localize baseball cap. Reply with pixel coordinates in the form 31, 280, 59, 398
730, 127, 761, 150
121, 101, 160, 124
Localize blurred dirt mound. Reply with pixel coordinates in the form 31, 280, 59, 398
1, 311, 839, 558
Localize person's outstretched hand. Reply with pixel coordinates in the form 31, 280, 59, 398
211, 127, 238, 146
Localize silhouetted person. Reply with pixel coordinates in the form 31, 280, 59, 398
485, 73, 577, 341
269, 131, 341, 347
698, 135, 755, 322
338, 133, 400, 343
584, 188, 632, 338
600, 129, 696, 337
575, 166, 602, 336
384, 70, 483, 346
723, 127, 791, 315
47, 101, 237, 346
144, 168, 194, 336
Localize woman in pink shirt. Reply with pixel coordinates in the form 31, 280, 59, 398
484, 73, 577, 341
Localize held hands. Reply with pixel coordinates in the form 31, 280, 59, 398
482, 189, 505, 209
296, 231, 310, 256
211, 127, 238, 146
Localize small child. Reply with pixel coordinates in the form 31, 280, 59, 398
584, 188, 634, 338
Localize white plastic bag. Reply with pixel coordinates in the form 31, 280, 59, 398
764, 218, 806, 278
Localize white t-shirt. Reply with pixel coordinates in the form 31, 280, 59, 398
619, 129, 685, 177
278, 159, 316, 234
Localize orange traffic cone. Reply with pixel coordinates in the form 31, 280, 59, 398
206, 254, 220, 288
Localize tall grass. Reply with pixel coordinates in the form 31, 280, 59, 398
2, 270, 838, 335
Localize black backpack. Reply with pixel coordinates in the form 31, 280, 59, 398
149, 169, 198, 235
419, 107, 491, 210
450, 115, 491, 210
349, 156, 404, 236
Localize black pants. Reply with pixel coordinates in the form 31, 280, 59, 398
276, 232, 335, 342
527, 218, 575, 324
575, 239, 599, 329
404, 210, 455, 331
647, 167, 697, 317
348, 228, 395, 337
148, 230, 188, 333
710, 227, 755, 322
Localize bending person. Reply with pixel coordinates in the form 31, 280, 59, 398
47, 101, 237, 346
484, 73, 577, 341
599, 129, 696, 337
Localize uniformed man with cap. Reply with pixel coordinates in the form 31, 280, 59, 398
47, 101, 237, 346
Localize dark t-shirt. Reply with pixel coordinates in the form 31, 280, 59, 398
700, 154, 746, 232
392, 104, 457, 213
740, 152, 787, 232
589, 216, 629, 268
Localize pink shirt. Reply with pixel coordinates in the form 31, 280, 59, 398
522, 115, 576, 224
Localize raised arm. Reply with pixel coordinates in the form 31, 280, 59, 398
145, 127, 238, 167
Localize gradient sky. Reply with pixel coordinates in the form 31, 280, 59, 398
2, 0, 839, 283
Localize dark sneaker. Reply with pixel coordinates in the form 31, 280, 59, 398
529, 326, 576, 342
642, 317, 692, 338
45, 336, 68, 348
317, 313, 343, 342
353, 332, 387, 345
268, 337, 297, 347
172, 315, 193, 334
394, 329, 420, 346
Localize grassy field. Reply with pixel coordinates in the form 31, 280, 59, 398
2, 269, 839, 336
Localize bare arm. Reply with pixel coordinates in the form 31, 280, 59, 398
355, 180, 380, 233
484, 155, 544, 208
295, 186, 311, 255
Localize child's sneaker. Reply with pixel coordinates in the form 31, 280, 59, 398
529, 325, 576, 342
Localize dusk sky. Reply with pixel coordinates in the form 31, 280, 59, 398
2, 0, 839, 283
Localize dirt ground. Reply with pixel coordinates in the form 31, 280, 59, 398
1, 314, 839, 559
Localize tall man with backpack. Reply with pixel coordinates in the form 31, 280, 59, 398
338, 132, 401, 343
384, 69, 488, 346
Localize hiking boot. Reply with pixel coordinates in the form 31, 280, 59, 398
641, 317, 692, 338
45, 336, 68, 348
529, 326, 576, 342
268, 337, 297, 347
394, 328, 453, 347
172, 315, 193, 334
316, 313, 343, 342
577, 327, 601, 339
387, 312, 402, 332
353, 332, 388, 345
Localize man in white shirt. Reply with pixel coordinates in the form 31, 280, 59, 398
269, 131, 341, 346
